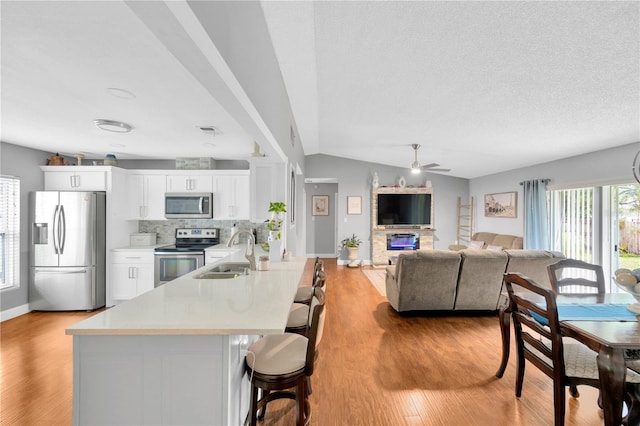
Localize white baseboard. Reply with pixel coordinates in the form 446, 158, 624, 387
337, 259, 371, 266
1, 303, 30, 322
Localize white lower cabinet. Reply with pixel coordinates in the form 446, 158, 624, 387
110, 251, 154, 301
72, 334, 258, 425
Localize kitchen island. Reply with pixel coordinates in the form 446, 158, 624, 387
66, 248, 307, 426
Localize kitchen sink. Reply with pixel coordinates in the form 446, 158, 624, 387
193, 262, 250, 279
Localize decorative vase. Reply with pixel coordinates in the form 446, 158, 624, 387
268, 230, 279, 241
372, 172, 379, 188
271, 212, 284, 221
269, 239, 283, 262
347, 247, 360, 268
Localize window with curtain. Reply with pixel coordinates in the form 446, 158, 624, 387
0, 175, 20, 290
548, 187, 595, 263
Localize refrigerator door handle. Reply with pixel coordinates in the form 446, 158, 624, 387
32, 268, 88, 274
53, 205, 60, 254
59, 205, 66, 254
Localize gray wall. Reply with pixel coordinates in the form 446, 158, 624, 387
304, 154, 470, 260
305, 183, 337, 256
471, 142, 640, 236
0, 143, 46, 313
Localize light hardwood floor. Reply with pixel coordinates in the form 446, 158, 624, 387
1, 259, 605, 425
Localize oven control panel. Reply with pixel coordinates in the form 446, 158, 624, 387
175, 228, 219, 238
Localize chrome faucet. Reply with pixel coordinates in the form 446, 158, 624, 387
227, 230, 256, 270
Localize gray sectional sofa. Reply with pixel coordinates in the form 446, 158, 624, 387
448, 232, 524, 251
384, 249, 565, 313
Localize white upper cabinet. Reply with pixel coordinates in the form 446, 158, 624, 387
249, 160, 286, 222
166, 174, 213, 192
42, 166, 110, 191
212, 171, 250, 220
127, 173, 166, 220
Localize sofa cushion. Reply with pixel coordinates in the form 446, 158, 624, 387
468, 240, 485, 249
385, 250, 461, 312
492, 234, 523, 249
455, 249, 509, 310
486, 245, 503, 251
473, 232, 498, 246
504, 249, 565, 289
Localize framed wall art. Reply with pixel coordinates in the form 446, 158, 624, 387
312, 195, 329, 216
347, 196, 362, 215
484, 191, 517, 218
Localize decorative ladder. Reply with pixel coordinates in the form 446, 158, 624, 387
456, 196, 474, 245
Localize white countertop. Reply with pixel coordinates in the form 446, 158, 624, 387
67, 248, 307, 336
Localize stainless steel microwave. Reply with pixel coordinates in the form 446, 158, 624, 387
165, 193, 213, 219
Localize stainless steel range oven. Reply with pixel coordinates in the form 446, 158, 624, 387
154, 228, 219, 287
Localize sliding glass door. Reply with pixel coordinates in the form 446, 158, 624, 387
548, 183, 640, 292
612, 183, 640, 275
548, 187, 597, 263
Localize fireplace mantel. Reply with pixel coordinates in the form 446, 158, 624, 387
371, 186, 434, 265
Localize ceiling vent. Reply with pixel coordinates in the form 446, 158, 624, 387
198, 126, 223, 136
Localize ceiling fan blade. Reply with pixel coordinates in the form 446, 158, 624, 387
422, 167, 451, 172
421, 163, 440, 169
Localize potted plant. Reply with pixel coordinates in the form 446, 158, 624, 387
266, 202, 286, 261
341, 233, 362, 268
268, 201, 287, 220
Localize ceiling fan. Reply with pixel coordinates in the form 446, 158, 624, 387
410, 144, 450, 174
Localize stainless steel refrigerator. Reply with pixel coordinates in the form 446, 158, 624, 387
29, 191, 106, 311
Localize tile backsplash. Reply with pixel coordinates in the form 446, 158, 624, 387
138, 220, 268, 245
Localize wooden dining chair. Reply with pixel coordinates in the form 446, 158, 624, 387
547, 258, 606, 295
245, 287, 326, 426
503, 272, 640, 426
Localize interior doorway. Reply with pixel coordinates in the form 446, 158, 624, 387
304, 182, 338, 257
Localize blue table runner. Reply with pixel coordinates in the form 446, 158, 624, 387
531, 304, 639, 325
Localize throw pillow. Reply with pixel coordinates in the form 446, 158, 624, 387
468, 240, 484, 249
486, 245, 503, 251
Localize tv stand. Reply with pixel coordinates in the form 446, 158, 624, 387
371, 186, 434, 265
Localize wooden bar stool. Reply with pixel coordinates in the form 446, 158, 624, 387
245, 288, 326, 426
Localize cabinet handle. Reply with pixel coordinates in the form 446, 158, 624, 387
128, 267, 138, 279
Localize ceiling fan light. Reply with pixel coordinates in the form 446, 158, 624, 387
94, 119, 132, 133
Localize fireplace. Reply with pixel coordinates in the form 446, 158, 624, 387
386, 233, 420, 250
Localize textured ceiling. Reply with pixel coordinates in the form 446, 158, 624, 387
263, 1, 640, 178
1, 1, 639, 178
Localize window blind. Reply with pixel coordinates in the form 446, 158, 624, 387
0, 175, 20, 290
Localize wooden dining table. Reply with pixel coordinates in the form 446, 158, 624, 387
561, 320, 640, 426
496, 292, 640, 426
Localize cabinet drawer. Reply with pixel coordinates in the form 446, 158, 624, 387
111, 251, 154, 264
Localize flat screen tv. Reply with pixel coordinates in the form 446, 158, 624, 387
377, 193, 432, 226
